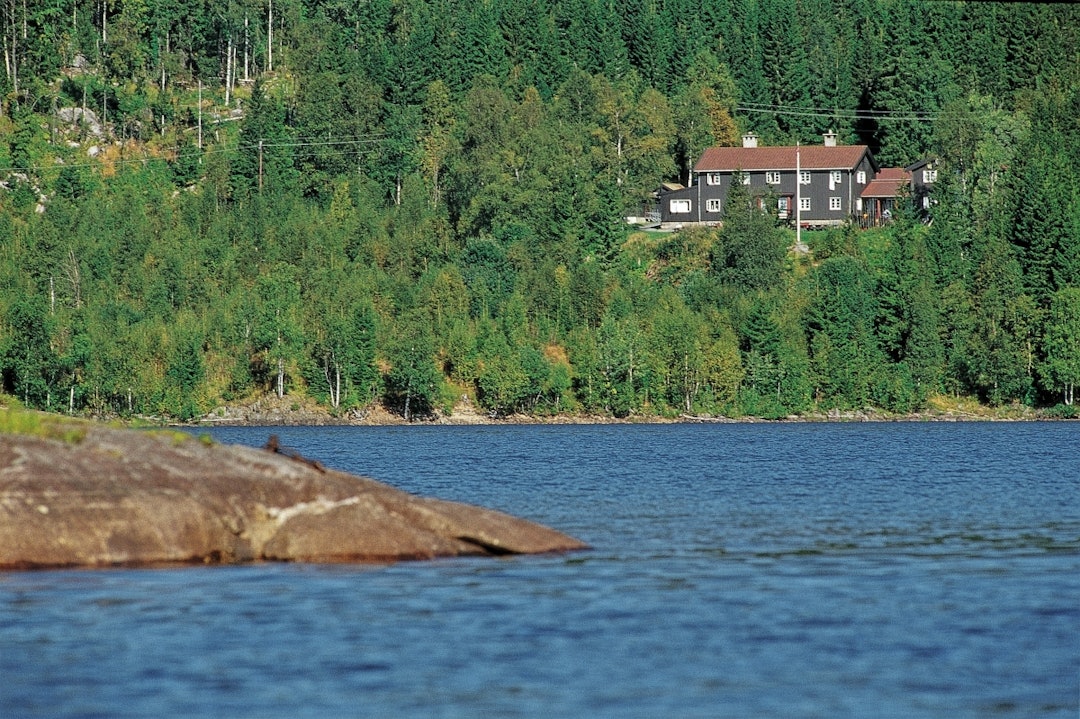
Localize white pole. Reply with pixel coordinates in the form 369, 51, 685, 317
796, 142, 802, 249
268, 0, 273, 73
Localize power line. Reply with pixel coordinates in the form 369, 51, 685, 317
0, 133, 391, 175
739, 101, 938, 117
736, 102, 940, 123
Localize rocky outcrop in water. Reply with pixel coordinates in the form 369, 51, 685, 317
0, 424, 586, 569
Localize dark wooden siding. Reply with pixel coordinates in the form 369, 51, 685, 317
659, 149, 879, 226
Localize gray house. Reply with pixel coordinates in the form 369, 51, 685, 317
857, 160, 939, 227
659, 132, 880, 229
905, 158, 938, 212
859, 167, 908, 226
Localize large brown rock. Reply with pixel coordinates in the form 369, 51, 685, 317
0, 424, 587, 569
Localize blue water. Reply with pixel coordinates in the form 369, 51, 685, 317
2, 422, 1078, 717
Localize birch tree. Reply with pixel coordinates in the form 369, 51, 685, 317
1041, 287, 1080, 406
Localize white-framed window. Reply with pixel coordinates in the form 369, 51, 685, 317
670, 199, 691, 214
741, 174, 751, 185
923, 196, 931, 209
706, 199, 721, 213
799, 170, 811, 184
856, 170, 866, 184
799, 197, 811, 212
829, 196, 842, 211
922, 169, 938, 183
777, 197, 790, 215
766, 171, 781, 184
830, 170, 843, 185
706, 172, 722, 185
856, 198, 863, 212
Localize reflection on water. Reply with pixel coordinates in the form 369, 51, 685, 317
2, 422, 1078, 718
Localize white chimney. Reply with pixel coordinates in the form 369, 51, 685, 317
823, 131, 838, 147
741, 132, 758, 149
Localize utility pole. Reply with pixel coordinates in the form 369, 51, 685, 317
258, 139, 264, 192
795, 142, 805, 252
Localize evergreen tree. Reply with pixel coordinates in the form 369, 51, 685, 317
714, 173, 787, 292
446, 0, 508, 95
803, 256, 884, 409
1, 293, 60, 408
232, 78, 295, 198
960, 238, 1037, 405
875, 219, 944, 406
163, 316, 206, 421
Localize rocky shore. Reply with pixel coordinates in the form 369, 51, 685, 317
196, 393, 1051, 427
0, 417, 587, 570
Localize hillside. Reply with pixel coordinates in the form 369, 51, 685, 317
0, 1, 1077, 422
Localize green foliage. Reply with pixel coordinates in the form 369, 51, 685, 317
163, 317, 206, 421
875, 220, 944, 405
1040, 288, 1080, 406
1, 293, 61, 408
714, 176, 788, 292
0, 0, 1075, 422
804, 256, 884, 409
0, 405, 86, 443
251, 264, 305, 398
958, 239, 1038, 406
382, 312, 441, 421
232, 79, 295, 198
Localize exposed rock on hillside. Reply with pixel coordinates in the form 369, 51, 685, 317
0, 424, 586, 569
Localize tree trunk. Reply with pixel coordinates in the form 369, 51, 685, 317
7, 0, 17, 93
267, 0, 273, 73
225, 34, 233, 106
324, 359, 341, 408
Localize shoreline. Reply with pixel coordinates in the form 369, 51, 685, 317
187, 395, 1069, 428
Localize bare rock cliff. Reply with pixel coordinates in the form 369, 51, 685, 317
0, 425, 586, 569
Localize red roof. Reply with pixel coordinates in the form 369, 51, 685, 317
694, 145, 871, 173
860, 167, 909, 198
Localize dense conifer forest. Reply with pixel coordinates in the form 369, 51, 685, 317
0, 0, 1077, 420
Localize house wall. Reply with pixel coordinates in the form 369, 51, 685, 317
659, 152, 877, 227
909, 161, 937, 211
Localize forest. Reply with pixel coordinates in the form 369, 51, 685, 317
0, 0, 1077, 421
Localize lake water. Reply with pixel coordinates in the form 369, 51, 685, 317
2, 422, 1078, 717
